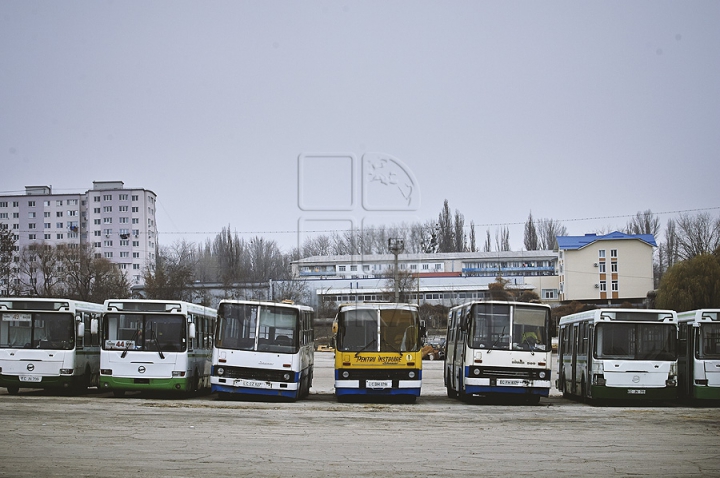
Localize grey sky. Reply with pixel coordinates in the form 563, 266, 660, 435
2, 1, 718, 252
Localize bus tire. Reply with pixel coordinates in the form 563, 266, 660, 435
7, 386, 19, 395
446, 384, 457, 399
526, 395, 541, 405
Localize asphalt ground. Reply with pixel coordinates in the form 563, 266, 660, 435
1, 353, 719, 477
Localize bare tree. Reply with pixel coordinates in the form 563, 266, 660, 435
674, 212, 720, 260
537, 218, 567, 250
524, 211, 538, 251
144, 240, 197, 301
16, 243, 63, 296
495, 227, 510, 251
437, 200, 454, 253
454, 210, 465, 252
624, 209, 660, 236
0, 225, 16, 293
468, 221, 477, 252
484, 229, 492, 252
57, 243, 130, 302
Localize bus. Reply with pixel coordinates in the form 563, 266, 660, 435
558, 308, 678, 402
444, 300, 551, 404
211, 300, 314, 400
0, 298, 104, 394
677, 309, 720, 401
99, 299, 217, 397
333, 302, 423, 402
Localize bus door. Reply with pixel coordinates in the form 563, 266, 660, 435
586, 324, 595, 398
571, 323, 578, 395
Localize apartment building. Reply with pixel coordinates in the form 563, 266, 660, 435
0, 181, 157, 293
557, 232, 656, 305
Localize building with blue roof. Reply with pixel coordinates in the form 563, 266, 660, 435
557, 232, 656, 305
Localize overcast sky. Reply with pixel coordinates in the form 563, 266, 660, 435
2, 1, 718, 253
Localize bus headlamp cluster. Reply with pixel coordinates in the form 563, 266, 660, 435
408, 371, 416, 379
283, 373, 291, 381
59, 369, 73, 375
472, 368, 481, 376
538, 371, 547, 379
216, 367, 224, 376
342, 370, 350, 379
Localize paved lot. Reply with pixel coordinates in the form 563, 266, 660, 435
1, 353, 719, 477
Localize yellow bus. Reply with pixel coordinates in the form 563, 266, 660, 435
333, 302, 422, 402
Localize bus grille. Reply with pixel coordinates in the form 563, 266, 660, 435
213, 366, 293, 382
475, 367, 533, 379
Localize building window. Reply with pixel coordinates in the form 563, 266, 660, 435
68, 210, 77, 216
56, 211, 63, 217
132, 195, 138, 201
56, 200, 63, 206
105, 252, 113, 258
28, 234, 36, 240
133, 264, 140, 270
94, 231, 101, 237
612, 280, 618, 291
119, 217, 128, 224
611, 262, 618, 273
103, 217, 112, 224
104, 240, 113, 247
93, 242, 101, 248
598, 249, 605, 258
103, 195, 112, 201
28, 223, 36, 229
28, 201, 35, 207
56, 222, 63, 228
56, 233, 63, 239
44, 212, 50, 218
119, 194, 129, 200
599, 281, 606, 291
611, 249, 618, 258
599, 263, 606, 273
44, 222, 50, 228
28, 212, 36, 218
94, 219, 101, 225
44, 234, 51, 240
132, 241, 139, 247
119, 206, 128, 212
338, 265, 346, 272
133, 252, 140, 258
68, 199, 78, 205
103, 206, 112, 213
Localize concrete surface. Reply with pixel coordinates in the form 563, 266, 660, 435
1, 353, 718, 477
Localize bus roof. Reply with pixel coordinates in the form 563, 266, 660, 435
0, 297, 104, 313
217, 299, 313, 313
104, 299, 217, 317
677, 309, 720, 323
559, 308, 677, 326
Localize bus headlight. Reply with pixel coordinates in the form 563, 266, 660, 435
283, 373, 291, 381
538, 371, 547, 379
59, 369, 73, 375
408, 371, 416, 379
472, 368, 481, 376
341, 370, 350, 379
172, 371, 186, 377
216, 367, 224, 376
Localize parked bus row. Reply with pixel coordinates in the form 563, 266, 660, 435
1, 297, 718, 404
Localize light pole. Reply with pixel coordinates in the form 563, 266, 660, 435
388, 238, 404, 303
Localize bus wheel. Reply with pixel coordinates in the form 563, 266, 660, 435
6, 386, 19, 395
446, 384, 457, 399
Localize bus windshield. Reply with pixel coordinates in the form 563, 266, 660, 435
595, 323, 676, 361
103, 314, 186, 352
0, 312, 74, 350
470, 303, 510, 350
512, 306, 548, 351
337, 307, 420, 353
698, 323, 720, 359
216, 303, 298, 353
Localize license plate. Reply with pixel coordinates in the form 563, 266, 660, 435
19, 375, 42, 382
366, 380, 392, 389
237, 379, 271, 389
627, 389, 646, 395
497, 379, 522, 386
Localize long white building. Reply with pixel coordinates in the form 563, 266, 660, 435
0, 181, 157, 293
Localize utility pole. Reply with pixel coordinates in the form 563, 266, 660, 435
388, 238, 404, 303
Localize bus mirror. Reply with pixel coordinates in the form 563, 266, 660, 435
90, 318, 99, 335
331, 321, 338, 334
77, 322, 85, 337
188, 323, 196, 340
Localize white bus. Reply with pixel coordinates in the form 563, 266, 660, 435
677, 309, 720, 401
0, 298, 104, 395
99, 299, 217, 396
558, 308, 678, 402
445, 301, 552, 404
211, 300, 314, 400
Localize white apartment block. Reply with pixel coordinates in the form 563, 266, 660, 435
0, 181, 157, 293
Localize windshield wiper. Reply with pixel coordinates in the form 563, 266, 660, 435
150, 330, 165, 360
381, 338, 403, 356
355, 337, 377, 357
121, 330, 139, 358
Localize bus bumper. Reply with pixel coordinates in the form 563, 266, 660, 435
212, 382, 299, 398
335, 380, 422, 397
99, 376, 190, 393
0, 374, 79, 391
464, 378, 551, 397
590, 385, 678, 400
692, 385, 720, 401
